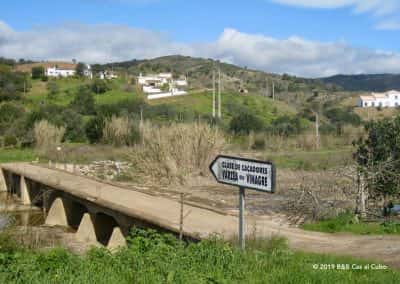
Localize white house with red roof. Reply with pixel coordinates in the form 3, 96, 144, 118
359, 90, 400, 108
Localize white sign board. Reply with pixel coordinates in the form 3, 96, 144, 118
209, 155, 276, 193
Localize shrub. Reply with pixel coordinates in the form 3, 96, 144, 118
102, 116, 138, 146
229, 112, 264, 135
46, 81, 59, 99
70, 86, 95, 115
130, 122, 224, 184
354, 116, 400, 204
33, 120, 65, 157
58, 109, 86, 142
86, 116, 105, 144
252, 134, 266, 150
31, 66, 44, 80
91, 79, 111, 94
268, 115, 306, 137
3, 135, 18, 147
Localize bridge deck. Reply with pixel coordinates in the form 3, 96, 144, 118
2, 163, 400, 268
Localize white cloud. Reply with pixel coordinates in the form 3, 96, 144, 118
375, 19, 400, 30
0, 21, 193, 62
210, 29, 400, 77
1, 21, 400, 77
271, 0, 400, 16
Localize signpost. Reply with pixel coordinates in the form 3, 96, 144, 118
209, 155, 276, 249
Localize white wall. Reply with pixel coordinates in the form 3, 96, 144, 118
147, 90, 188, 100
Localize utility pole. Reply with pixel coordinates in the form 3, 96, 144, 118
218, 67, 221, 118
212, 70, 216, 118
315, 112, 320, 150
272, 81, 275, 100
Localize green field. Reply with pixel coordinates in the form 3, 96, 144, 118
149, 91, 298, 124
0, 148, 36, 163
0, 229, 398, 283
24, 78, 137, 109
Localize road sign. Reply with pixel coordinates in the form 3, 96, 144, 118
210, 155, 276, 250
209, 155, 276, 193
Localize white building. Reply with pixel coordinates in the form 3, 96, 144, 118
46, 63, 93, 78
84, 64, 93, 79
46, 66, 76, 77
138, 73, 188, 99
359, 90, 400, 108
99, 70, 118, 80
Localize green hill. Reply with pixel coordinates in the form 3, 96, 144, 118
320, 74, 400, 92
104, 55, 333, 95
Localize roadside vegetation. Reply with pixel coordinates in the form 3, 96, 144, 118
302, 212, 400, 235
0, 229, 398, 283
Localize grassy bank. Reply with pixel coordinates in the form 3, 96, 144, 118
0, 148, 36, 163
0, 229, 398, 283
302, 212, 400, 235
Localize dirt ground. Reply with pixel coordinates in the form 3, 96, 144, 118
113, 167, 359, 226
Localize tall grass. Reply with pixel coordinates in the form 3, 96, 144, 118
33, 120, 65, 158
102, 115, 136, 146
130, 122, 224, 184
0, 228, 398, 283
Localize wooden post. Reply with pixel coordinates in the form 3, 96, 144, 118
179, 193, 184, 241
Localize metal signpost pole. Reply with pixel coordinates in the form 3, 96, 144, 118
239, 186, 245, 250
209, 155, 275, 250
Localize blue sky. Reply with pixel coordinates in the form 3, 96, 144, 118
1, 0, 400, 77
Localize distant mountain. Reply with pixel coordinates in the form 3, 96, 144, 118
103, 55, 333, 94
320, 74, 400, 92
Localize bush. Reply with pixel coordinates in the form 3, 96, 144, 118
131, 122, 224, 184
252, 134, 266, 150
3, 135, 18, 147
102, 116, 137, 146
86, 116, 105, 144
70, 86, 95, 115
33, 120, 65, 157
91, 79, 111, 94
58, 109, 86, 142
268, 115, 306, 137
229, 112, 264, 135
46, 81, 59, 99
31, 66, 45, 80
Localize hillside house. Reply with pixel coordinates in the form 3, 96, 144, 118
99, 70, 118, 80
138, 73, 188, 100
45, 63, 92, 78
45, 66, 76, 77
359, 90, 400, 108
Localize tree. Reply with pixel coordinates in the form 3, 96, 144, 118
91, 79, 110, 94
229, 111, 264, 135
0, 68, 28, 102
70, 86, 95, 115
85, 115, 105, 144
75, 62, 86, 77
32, 66, 45, 79
354, 116, 400, 212
58, 109, 86, 142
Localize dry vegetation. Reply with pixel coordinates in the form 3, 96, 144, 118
34, 120, 65, 158
102, 115, 133, 146
130, 122, 225, 185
